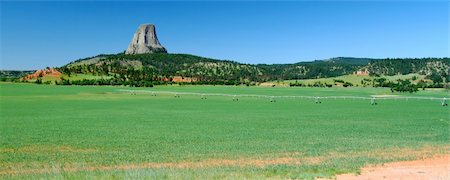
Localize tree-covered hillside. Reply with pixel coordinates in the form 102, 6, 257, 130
366, 58, 450, 84
257, 60, 361, 80
7, 53, 448, 87
0, 70, 35, 81
60, 53, 370, 84
61, 53, 265, 85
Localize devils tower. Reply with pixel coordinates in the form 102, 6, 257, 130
125, 24, 167, 54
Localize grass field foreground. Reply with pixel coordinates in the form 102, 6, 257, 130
1, 83, 449, 179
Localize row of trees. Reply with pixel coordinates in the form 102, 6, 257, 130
390, 79, 418, 93
55, 77, 167, 87
289, 80, 354, 88
361, 77, 446, 89
289, 81, 333, 87
287, 78, 444, 93
52, 77, 257, 87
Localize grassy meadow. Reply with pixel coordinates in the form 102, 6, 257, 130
1, 83, 449, 179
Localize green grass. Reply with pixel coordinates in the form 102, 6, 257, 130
1, 83, 449, 179
61, 73, 113, 80
34, 73, 113, 84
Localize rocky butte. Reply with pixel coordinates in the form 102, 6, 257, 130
125, 24, 167, 54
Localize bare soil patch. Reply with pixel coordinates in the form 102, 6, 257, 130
331, 155, 450, 180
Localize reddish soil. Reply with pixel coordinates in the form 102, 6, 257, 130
171, 76, 198, 83
23, 68, 61, 80
354, 69, 370, 76
332, 155, 450, 180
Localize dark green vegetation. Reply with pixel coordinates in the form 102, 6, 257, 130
1, 83, 449, 179
54, 53, 449, 86
3, 54, 448, 88
366, 58, 450, 78
290, 78, 421, 93
60, 53, 264, 85
0, 70, 34, 82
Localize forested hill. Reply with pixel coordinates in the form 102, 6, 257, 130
60, 53, 369, 83
0, 70, 35, 79
62, 53, 265, 83
56, 53, 449, 85
366, 58, 449, 76
366, 58, 450, 84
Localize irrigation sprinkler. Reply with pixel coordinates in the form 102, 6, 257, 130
117, 89, 446, 106
442, 98, 448, 106
371, 97, 377, 105
269, 96, 276, 102
315, 97, 321, 104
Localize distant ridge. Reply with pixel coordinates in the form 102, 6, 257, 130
325, 57, 379, 65
55, 53, 449, 84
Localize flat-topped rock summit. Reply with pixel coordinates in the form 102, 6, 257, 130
125, 24, 167, 54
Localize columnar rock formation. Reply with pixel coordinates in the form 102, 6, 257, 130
125, 24, 167, 54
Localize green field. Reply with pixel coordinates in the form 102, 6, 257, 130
1, 83, 449, 179
37, 73, 112, 83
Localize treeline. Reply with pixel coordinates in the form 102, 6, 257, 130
390, 79, 418, 93
55, 78, 155, 87
288, 78, 436, 93
289, 80, 353, 88
52, 77, 256, 87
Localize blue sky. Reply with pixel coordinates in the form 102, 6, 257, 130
1, 1, 448, 70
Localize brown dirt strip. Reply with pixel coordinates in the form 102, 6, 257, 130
320, 155, 450, 180
1, 156, 317, 176
1, 146, 447, 177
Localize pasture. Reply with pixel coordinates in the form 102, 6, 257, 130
0, 83, 449, 179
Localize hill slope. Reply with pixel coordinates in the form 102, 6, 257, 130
60, 53, 372, 84
365, 58, 450, 83
8, 53, 449, 86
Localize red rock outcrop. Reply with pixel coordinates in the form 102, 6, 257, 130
23, 68, 62, 80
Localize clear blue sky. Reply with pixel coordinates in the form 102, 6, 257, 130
1, 1, 449, 70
